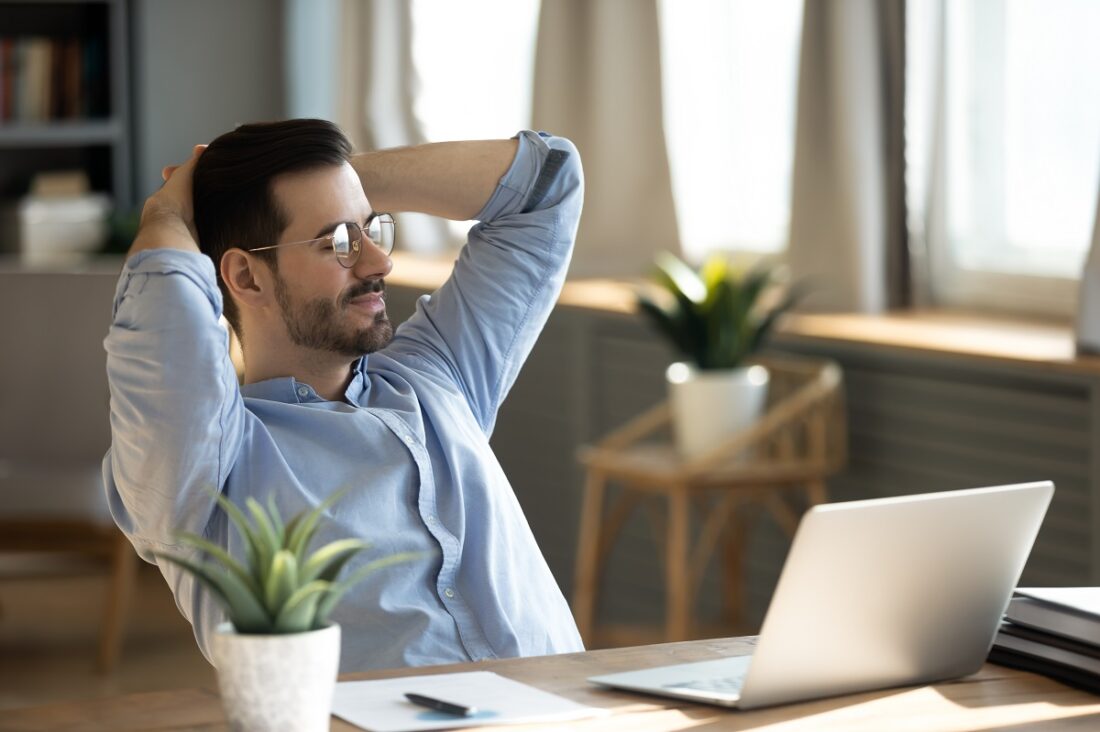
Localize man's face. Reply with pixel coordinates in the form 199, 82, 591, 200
267, 163, 394, 358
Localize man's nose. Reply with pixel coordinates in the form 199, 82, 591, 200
354, 241, 393, 279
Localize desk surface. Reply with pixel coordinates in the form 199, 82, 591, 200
6, 636, 1100, 731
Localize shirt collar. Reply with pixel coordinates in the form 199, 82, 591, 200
240, 377, 315, 403
344, 357, 369, 401
240, 358, 369, 404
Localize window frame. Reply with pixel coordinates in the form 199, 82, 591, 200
916, 0, 1098, 319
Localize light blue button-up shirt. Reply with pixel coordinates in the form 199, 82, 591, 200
102, 131, 585, 672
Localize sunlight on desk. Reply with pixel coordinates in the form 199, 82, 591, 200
734, 674, 1100, 732
602, 708, 713, 731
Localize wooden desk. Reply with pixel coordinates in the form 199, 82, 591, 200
6, 637, 1100, 731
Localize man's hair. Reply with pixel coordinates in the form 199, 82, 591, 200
192, 118, 353, 338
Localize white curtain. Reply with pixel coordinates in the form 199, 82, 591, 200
530, 0, 681, 278
335, 0, 421, 152
330, 0, 451, 253
317, 0, 680, 266
787, 0, 907, 313
904, 0, 943, 310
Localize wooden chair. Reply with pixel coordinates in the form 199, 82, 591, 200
0, 268, 138, 672
0, 509, 137, 672
572, 355, 846, 646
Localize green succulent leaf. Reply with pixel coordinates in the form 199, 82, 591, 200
313, 551, 426, 627
283, 513, 305, 546
301, 538, 371, 584
154, 551, 270, 633
246, 498, 281, 553
749, 280, 809, 353
287, 489, 350, 563
264, 549, 299, 614
705, 280, 737, 369
637, 292, 693, 359
211, 491, 265, 581
700, 256, 729, 309
159, 487, 420, 635
266, 495, 285, 544
175, 531, 260, 598
274, 580, 331, 633
654, 252, 707, 305
637, 252, 803, 370
741, 264, 773, 311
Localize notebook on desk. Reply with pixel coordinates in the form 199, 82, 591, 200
589, 481, 1054, 710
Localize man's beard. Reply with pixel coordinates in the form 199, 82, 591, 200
273, 274, 394, 358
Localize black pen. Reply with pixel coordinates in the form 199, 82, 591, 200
404, 692, 477, 716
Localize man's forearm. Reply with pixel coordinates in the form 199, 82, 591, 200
353, 139, 519, 221
128, 204, 201, 258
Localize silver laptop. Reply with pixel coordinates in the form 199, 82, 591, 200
589, 481, 1053, 710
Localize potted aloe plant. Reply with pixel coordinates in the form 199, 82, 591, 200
156, 491, 419, 732
637, 252, 800, 459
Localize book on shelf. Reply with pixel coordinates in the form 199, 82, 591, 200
0, 35, 107, 124
22, 38, 50, 122
0, 37, 13, 120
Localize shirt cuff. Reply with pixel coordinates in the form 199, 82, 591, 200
474, 130, 558, 223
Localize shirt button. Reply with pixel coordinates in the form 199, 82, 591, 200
444, 588, 455, 599
426, 515, 436, 524
403, 435, 413, 445
297, 386, 309, 397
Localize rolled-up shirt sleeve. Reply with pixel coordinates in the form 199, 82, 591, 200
384, 130, 584, 434
102, 249, 246, 556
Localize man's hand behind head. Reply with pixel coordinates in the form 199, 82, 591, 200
128, 144, 207, 259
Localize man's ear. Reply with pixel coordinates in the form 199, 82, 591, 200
220, 249, 274, 311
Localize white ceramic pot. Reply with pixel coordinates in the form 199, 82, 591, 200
210, 622, 340, 732
666, 362, 770, 460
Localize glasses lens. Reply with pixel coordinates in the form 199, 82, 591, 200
332, 224, 351, 255
332, 223, 356, 267
366, 214, 395, 254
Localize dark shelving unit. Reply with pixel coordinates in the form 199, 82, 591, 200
0, 0, 132, 207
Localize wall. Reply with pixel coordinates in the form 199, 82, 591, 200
131, 0, 286, 200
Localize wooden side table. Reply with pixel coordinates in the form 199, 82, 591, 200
572, 356, 846, 646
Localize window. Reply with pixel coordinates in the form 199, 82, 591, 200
410, 0, 541, 142
910, 0, 1100, 314
408, 0, 541, 244
658, 0, 804, 262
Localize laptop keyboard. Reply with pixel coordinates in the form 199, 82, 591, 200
665, 670, 747, 695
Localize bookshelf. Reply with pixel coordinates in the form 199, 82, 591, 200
0, 0, 132, 216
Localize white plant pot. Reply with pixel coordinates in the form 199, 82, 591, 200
210, 622, 340, 732
667, 362, 770, 460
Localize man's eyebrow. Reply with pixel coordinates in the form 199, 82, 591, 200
312, 222, 343, 240
312, 214, 375, 240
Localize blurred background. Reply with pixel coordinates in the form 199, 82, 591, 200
1, 0, 1100, 713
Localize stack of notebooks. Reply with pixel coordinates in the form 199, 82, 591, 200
990, 587, 1100, 693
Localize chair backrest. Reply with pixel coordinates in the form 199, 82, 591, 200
0, 265, 121, 521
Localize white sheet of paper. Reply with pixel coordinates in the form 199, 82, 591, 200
332, 671, 609, 732
1016, 587, 1100, 615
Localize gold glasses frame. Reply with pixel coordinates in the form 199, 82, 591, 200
247, 213, 395, 269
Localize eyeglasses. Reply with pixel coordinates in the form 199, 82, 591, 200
248, 213, 395, 268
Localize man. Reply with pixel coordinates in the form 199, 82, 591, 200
103, 119, 585, 672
